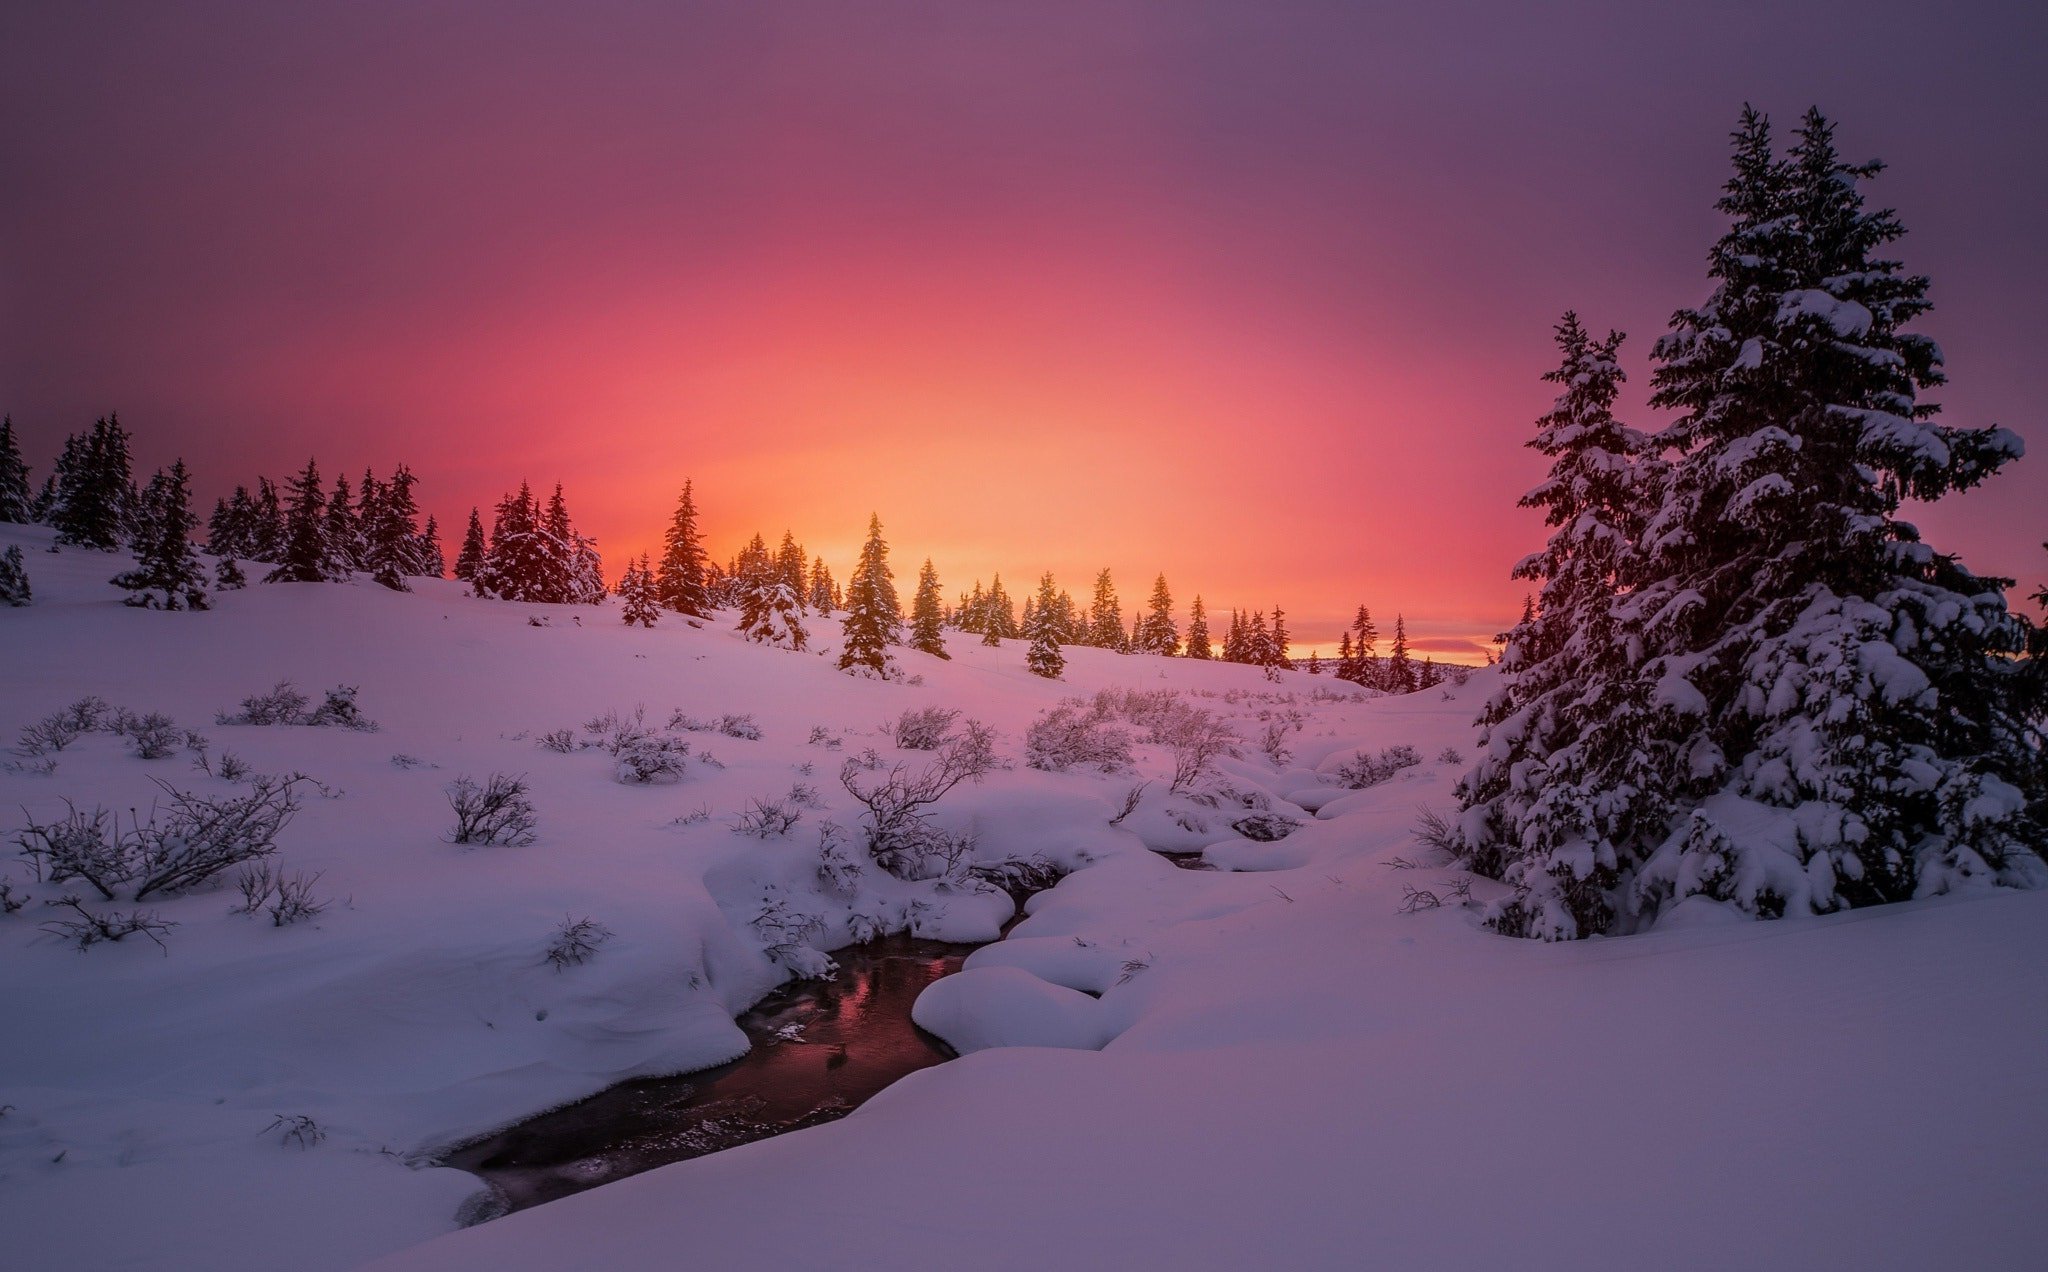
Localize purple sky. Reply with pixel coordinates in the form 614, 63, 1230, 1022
3, 2, 2044, 655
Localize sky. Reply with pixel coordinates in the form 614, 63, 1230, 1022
3, 1, 2044, 661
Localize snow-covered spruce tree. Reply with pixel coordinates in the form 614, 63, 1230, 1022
324, 472, 360, 571
266, 460, 349, 583
837, 514, 900, 676
1184, 594, 1212, 658
214, 553, 246, 591
619, 555, 660, 627
417, 513, 446, 578
0, 544, 30, 606
52, 415, 136, 550
113, 460, 209, 610
738, 573, 809, 650
250, 478, 285, 562
1620, 106, 2043, 924
910, 558, 949, 658
0, 416, 31, 523
808, 555, 835, 613
1269, 607, 1295, 671
1088, 569, 1126, 651
1026, 572, 1065, 678
1384, 615, 1413, 693
475, 483, 549, 600
656, 480, 711, 616
1454, 312, 1663, 937
1466, 108, 2043, 941
1139, 573, 1178, 654
775, 532, 808, 610
542, 484, 606, 604
360, 470, 415, 591
453, 507, 487, 584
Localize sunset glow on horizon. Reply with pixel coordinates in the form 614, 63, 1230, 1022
5, 2, 2043, 663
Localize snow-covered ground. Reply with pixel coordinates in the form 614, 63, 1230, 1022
3, 521, 2043, 1271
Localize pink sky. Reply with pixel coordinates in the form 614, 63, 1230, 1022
4, 3, 2044, 661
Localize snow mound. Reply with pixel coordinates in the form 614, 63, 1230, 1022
911, 966, 1114, 1054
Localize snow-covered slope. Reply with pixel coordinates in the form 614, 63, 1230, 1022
2, 521, 2042, 1272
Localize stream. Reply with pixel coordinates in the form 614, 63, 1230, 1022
443, 933, 978, 1214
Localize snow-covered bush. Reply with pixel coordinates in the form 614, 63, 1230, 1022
1436, 746, 1464, 765
614, 735, 690, 785
889, 705, 960, 750
197, 750, 253, 781
15, 776, 301, 902
304, 685, 376, 730
841, 720, 999, 879
1232, 812, 1301, 842
264, 1114, 325, 1149
544, 916, 613, 969
1337, 744, 1421, 789
807, 725, 844, 749
751, 896, 829, 973
1025, 704, 1133, 773
446, 774, 537, 846
536, 729, 577, 754
217, 681, 377, 730
813, 823, 864, 898
1257, 718, 1299, 767
1144, 704, 1236, 793
668, 711, 762, 741
217, 681, 310, 726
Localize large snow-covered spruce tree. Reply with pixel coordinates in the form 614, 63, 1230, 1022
837, 514, 900, 676
113, 460, 209, 610
266, 459, 350, 584
656, 480, 711, 617
0, 545, 31, 606
1026, 572, 1065, 678
1460, 107, 2045, 940
1455, 314, 1664, 937
910, 558, 949, 658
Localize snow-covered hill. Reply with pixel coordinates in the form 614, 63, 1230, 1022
2, 522, 2043, 1272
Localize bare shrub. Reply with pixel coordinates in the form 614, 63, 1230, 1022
40, 896, 176, 952
388, 753, 428, 770
1089, 687, 1182, 729
545, 916, 613, 969
263, 1114, 325, 1148
119, 711, 191, 760
734, 797, 801, 838
3, 757, 57, 776
1336, 744, 1422, 789
1025, 704, 1133, 773
889, 705, 960, 750
267, 871, 327, 926
197, 750, 253, 781
806, 725, 843, 749
232, 862, 279, 914
583, 706, 656, 755
1146, 705, 1237, 793
1109, 782, 1149, 826
1257, 719, 1299, 767
1, 879, 32, 912
1436, 746, 1465, 765
614, 735, 690, 785
1413, 806, 1458, 859
446, 774, 537, 846
841, 720, 999, 878
16, 696, 114, 755
537, 729, 578, 754
1397, 884, 1443, 914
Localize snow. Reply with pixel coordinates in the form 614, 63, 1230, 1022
3, 520, 2045, 1271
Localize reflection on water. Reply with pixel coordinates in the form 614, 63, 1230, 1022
443, 936, 972, 1213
